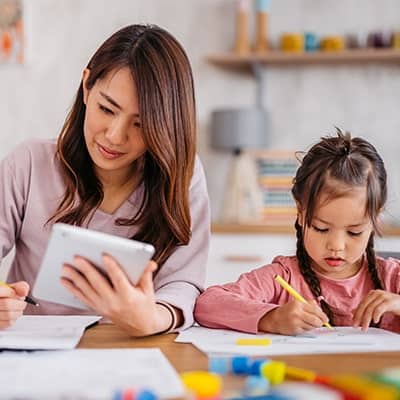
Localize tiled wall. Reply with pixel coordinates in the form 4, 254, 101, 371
0, 0, 399, 222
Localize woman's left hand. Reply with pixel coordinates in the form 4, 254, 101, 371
352, 289, 400, 331
60, 255, 171, 336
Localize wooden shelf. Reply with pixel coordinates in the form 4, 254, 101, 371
207, 49, 400, 69
212, 222, 400, 236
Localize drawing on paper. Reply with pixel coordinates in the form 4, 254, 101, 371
0, 0, 23, 64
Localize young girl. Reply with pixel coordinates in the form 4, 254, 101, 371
0, 24, 210, 336
195, 131, 400, 335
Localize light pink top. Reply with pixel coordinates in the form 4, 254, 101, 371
195, 255, 400, 333
0, 139, 210, 330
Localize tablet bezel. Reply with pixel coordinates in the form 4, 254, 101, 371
33, 223, 155, 310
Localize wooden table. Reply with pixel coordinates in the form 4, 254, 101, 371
79, 324, 400, 376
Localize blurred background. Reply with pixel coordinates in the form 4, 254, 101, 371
1, 0, 400, 284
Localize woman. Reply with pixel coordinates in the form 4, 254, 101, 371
0, 24, 210, 336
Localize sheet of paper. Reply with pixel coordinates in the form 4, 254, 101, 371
0, 348, 184, 399
176, 326, 400, 356
0, 315, 101, 349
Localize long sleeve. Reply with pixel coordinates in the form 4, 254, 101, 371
0, 142, 30, 264
194, 257, 303, 334
194, 270, 278, 334
153, 156, 210, 331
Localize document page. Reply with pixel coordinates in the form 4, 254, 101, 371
0, 315, 101, 350
176, 325, 400, 356
0, 349, 184, 399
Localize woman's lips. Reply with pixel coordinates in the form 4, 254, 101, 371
97, 143, 124, 160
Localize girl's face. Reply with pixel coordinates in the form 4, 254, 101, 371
299, 186, 374, 279
82, 67, 146, 183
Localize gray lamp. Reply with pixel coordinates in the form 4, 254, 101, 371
211, 108, 268, 153
210, 107, 268, 222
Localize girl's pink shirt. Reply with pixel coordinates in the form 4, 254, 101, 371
195, 255, 400, 333
0, 139, 210, 331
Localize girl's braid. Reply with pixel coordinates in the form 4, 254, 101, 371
295, 219, 335, 325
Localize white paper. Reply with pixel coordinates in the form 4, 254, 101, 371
0, 348, 184, 399
176, 326, 400, 356
0, 315, 101, 349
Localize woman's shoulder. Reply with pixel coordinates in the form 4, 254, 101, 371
5, 138, 57, 164
190, 155, 206, 187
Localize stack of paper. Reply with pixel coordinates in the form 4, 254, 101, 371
176, 326, 400, 356
0, 349, 184, 399
0, 315, 101, 350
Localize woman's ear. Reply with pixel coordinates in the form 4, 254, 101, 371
82, 68, 90, 105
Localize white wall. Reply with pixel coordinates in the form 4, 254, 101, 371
1, 0, 400, 222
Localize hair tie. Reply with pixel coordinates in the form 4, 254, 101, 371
317, 295, 325, 302
340, 142, 350, 156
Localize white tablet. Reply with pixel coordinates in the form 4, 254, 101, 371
33, 223, 155, 310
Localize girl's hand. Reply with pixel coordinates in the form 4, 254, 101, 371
258, 300, 329, 335
353, 290, 400, 331
0, 281, 29, 329
60, 255, 172, 336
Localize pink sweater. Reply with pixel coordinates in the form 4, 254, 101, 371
195, 255, 400, 333
0, 139, 210, 330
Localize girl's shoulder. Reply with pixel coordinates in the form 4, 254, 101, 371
252, 255, 300, 279
376, 256, 400, 291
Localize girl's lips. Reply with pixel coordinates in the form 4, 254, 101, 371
325, 258, 345, 267
97, 143, 124, 159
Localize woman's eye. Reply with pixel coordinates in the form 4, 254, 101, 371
99, 104, 114, 115
348, 231, 363, 237
312, 225, 328, 233
133, 121, 141, 128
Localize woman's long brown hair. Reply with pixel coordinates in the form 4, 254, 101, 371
48, 25, 196, 268
291, 129, 387, 325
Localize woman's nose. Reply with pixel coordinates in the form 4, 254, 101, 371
105, 119, 127, 144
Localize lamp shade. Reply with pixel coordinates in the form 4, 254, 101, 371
211, 108, 268, 151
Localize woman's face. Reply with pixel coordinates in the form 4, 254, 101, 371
82, 67, 146, 182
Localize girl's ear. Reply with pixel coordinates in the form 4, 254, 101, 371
296, 202, 304, 227
82, 68, 91, 105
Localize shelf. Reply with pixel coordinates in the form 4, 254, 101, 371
207, 49, 400, 69
212, 222, 400, 236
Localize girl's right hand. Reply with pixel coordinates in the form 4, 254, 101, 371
0, 281, 29, 329
258, 300, 329, 335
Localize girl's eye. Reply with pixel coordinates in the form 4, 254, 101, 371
98, 104, 114, 115
312, 225, 328, 233
133, 121, 141, 128
348, 231, 363, 237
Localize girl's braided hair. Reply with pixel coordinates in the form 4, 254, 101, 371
291, 129, 387, 325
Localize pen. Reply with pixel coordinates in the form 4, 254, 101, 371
274, 274, 332, 329
0, 281, 39, 306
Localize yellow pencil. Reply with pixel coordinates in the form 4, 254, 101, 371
274, 274, 332, 329
0, 280, 39, 306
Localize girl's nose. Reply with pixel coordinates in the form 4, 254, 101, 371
327, 234, 345, 252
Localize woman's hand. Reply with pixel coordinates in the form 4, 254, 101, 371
60, 255, 174, 336
258, 300, 329, 335
0, 281, 29, 329
353, 290, 400, 331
